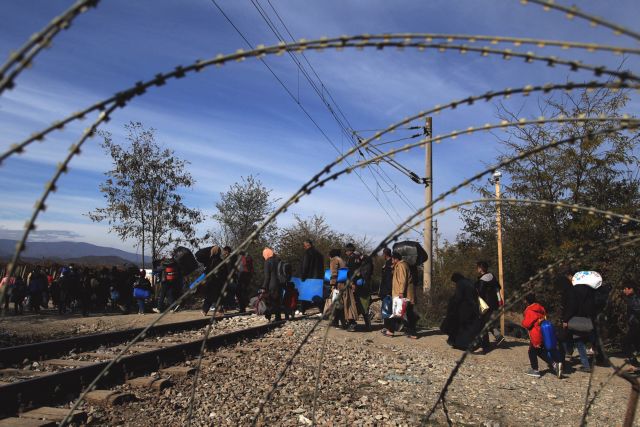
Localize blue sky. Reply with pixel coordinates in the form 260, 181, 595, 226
1, 0, 639, 255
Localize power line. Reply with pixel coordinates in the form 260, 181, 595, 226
210, 0, 401, 226
253, 0, 428, 237
251, 0, 427, 188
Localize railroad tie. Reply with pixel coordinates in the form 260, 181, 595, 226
42, 359, 97, 368
19, 406, 87, 424
85, 390, 135, 406
159, 366, 195, 377
0, 417, 56, 427
126, 377, 171, 391
0, 369, 48, 379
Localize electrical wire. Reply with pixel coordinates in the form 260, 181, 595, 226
211, 0, 401, 227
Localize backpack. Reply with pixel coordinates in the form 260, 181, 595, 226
239, 255, 254, 275
277, 260, 292, 284
162, 263, 177, 284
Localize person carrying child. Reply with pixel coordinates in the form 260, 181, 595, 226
522, 293, 562, 378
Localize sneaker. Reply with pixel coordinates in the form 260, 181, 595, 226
578, 366, 592, 373
553, 362, 563, 379
152, 308, 160, 313
347, 323, 357, 332
526, 368, 541, 378
494, 335, 505, 347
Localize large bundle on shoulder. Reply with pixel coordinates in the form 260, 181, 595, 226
392, 241, 428, 266
173, 246, 198, 276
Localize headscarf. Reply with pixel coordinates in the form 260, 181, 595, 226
262, 247, 274, 260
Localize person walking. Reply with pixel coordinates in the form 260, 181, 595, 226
27, 267, 46, 314
236, 251, 254, 313
522, 293, 563, 378
353, 252, 373, 331
383, 252, 417, 338
262, 247, 283, 322
380, 248, 393, 298
623, 284, 640, 369
326, 249, 346, 328
475, 261, 505, 352
133, 269, 152, 315
301, 239, 324, 280
201, 246, 227, 316
563, 272, 597, 373
441, 273, 480, 350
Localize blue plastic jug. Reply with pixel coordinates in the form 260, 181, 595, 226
540, 319, 558, 351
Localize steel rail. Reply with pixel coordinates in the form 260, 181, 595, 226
0, 320, 283, 417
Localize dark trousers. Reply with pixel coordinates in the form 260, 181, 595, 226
202, 285, 221, 314
385, 302, 417, 335
529, 345, 562, 371
29, 293, 41, 313
136, 298, 145, 313
157, 285, 174, 311
266, 285, 282, 320
624, 323, 640, 360
237, 273, 251, 312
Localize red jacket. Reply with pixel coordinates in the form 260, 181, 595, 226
522, 303, 546, 348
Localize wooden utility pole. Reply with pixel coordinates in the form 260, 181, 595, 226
424, 117, 433, 294
494, 171, 506, 336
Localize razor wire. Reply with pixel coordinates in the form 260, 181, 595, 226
249, 197, 640, 424
0, 2, 636, 424
2, 35, 639, 164
419, 233, 640, 425
519, 0, 640, 42
185, 254, 242, 427
0, 0, 99, 95
4, 49, 635, 294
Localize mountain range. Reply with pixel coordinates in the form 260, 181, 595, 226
0, 239, 150, 266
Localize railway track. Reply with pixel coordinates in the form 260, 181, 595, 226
0, 314, 284, 424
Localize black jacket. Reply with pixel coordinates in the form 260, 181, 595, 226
263, 256, 283, 294
452, 276, 480, 325
475, 273, 500, 311
563, 284, 596, 322
380, 258, 393, 297
301, 247, 324, 280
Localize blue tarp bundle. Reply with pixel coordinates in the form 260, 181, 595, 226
291, 277, 324, 302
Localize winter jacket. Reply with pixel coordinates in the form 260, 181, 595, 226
563, 284, 596, 323
475, 273, 500, 311
329, 256, 346, 286
451, 276, 479, 325
626, 293, 640, 327
301, 247, 324, 280
522, 302, 546, 348
379, 258, 392, 297
263, 256, 283, 293
392, 260, 415, 304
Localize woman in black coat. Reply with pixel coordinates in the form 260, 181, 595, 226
262, 247, 283, 322
201, 246, 228, 316
441, 273, 480, 350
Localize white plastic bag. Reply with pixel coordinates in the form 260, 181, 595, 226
391, 296, 408, 318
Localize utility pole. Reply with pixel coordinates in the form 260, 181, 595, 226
492, 170, 506, 336
424, 117, 433, 294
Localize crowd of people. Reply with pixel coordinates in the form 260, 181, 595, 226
441, 264, 640, 378
2, 240, 639, 380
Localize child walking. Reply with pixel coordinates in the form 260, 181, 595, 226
522, 293, 562, 378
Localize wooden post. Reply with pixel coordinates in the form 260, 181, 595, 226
424, 117, 433, 295
494, 173, 505, 336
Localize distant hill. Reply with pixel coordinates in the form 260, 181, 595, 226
0, 239, 150, 265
